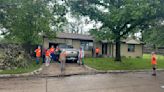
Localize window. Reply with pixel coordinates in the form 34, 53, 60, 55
80, 41, 93, 50
128, 44, 135, 52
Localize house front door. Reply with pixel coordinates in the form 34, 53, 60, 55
102, 43, 108, 55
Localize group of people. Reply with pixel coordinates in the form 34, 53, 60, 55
34, 45, 157, 76
34, 45, 85, 71
44, 45, 62, 66
34, 45, 66, 66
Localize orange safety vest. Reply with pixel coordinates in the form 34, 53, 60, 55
46, 50, 51, 57
95, 48, 100, 53
35, 48, 41, 57
50, 47, 55, 53
151, 55, 157, 65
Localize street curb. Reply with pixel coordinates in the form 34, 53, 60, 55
39, 72, 97, 78
0, 65, 44, 78
84, 65, 164, 73
1, 65, 164, 78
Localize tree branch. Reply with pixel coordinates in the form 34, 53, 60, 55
117, 19, 134, 33
120, 15, 158, 37
87, 0, 110, 8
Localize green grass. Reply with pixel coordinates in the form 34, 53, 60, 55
0, 61, 42, 74
84, 54, 164, 70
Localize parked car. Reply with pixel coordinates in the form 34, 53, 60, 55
58, 44, 79, 62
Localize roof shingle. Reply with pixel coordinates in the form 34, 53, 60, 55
56, 32, 93, 41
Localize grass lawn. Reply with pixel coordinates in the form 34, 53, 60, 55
84, 54, 164, 70
0, 61, 42, 74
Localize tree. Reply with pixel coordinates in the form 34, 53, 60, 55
0, 0, 67, 44
51, 0, 68, 32
68, 15, 87, 34
142, 22, 164, 47
68, 0, 164, 61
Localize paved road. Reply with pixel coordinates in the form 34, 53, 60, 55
1, 72, 164, 92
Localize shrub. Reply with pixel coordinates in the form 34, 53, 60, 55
121, 56, 126, 59
0, 44, 30, 70
136, 56, 141, 58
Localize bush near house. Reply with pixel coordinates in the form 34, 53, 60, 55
0, 44, 41, 74
0, 44, 31, 70
84, 54, 164, 70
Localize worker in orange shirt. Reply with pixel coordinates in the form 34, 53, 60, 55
45, 48, 51, 66
50, 45, 55, 62
34, 46, 41, 64
151, 52, 157, 76
95, 47, 100, 57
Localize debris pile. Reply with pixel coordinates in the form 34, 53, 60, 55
0, 44, 30, 70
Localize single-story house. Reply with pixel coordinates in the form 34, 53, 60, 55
43, 32, 144, 58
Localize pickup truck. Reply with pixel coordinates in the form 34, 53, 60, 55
58, 44, 79, 63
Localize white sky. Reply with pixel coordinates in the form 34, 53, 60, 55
65, 12, 102, 33
0, 28, 5, 38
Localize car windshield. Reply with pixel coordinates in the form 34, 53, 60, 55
58, 44, 73, 49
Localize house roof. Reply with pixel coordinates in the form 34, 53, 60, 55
122, 38, 144, 44
56, 32, 93, 41
55, 33, 143, 44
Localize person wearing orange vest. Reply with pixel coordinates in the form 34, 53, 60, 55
95, 47, 100, 57
45, 48, 51, 66
59, 50, 67, 72
50, 45, 55, 62
151, 52, 157, 76
34, 46, 41, 64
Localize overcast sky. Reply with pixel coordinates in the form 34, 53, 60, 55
65, 12, 101, 32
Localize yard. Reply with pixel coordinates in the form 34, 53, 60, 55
0, 61, 41, 74
84, 54, 164, 70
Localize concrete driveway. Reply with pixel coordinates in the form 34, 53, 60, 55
40, 63, 93, 77
1, 72, 164, 92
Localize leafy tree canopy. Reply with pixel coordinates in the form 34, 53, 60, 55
142, 21, 164, 47
0, 0, 67, 44
68, 0, 164, 61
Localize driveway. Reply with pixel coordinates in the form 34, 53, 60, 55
40, 63, 93, 77
1, 72, 164, 92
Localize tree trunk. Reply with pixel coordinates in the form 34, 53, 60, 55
115, 37, 121, 62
